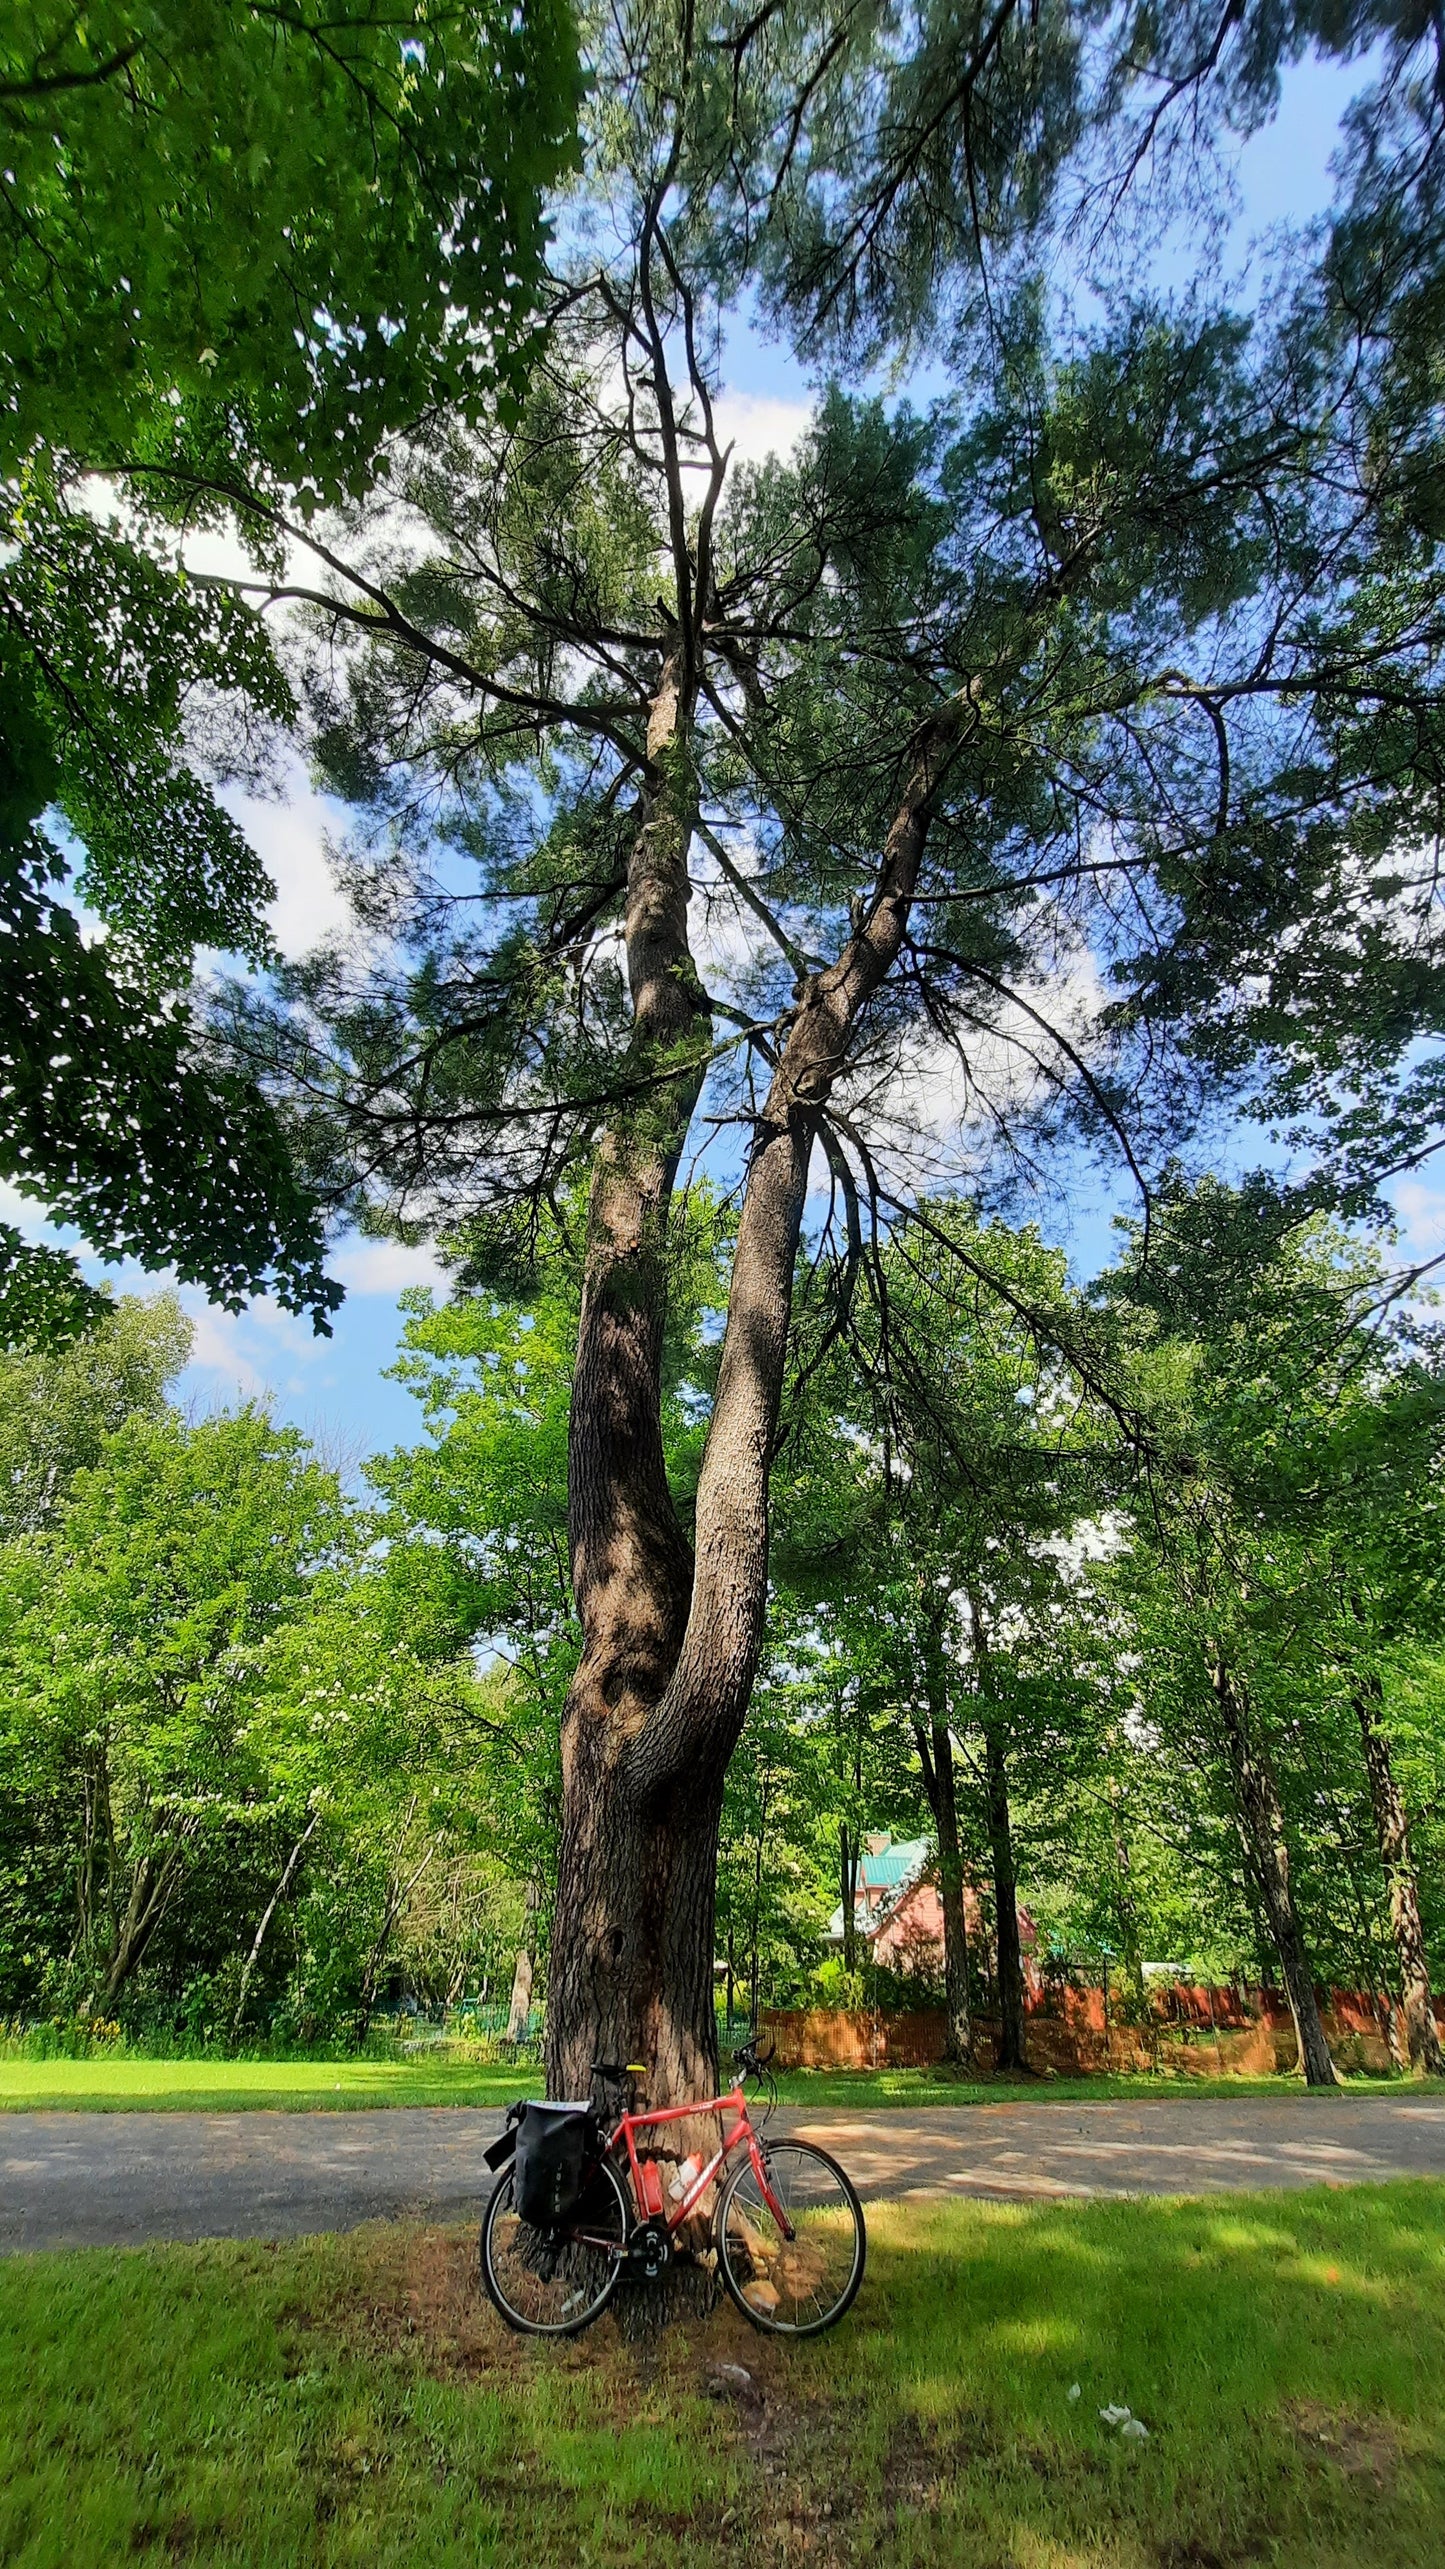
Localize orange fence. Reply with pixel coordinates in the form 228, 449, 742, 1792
761, 1986, 1445, 2076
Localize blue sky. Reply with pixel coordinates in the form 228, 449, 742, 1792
11, 37, 1440, 1467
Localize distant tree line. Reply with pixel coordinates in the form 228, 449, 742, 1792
4, 1178, 1442, 2083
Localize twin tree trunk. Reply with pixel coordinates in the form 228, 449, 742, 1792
1208, 1654, 1338, 2087
1353, 1671, 1444, 2076
967, 1591, 1029, 2075
983, 1715, 1030, 2075
536, 610, 1439, 2105
913, 1597, 973, 2067
545, 665, 968, 2106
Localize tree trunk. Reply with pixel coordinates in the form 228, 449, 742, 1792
505, 1872, 541, 2045
548, 1761, 729, 2104
1354, 1671, 1444, 2076
355, 1810, 434, 2040
913, 1603, 974, 2067
749, 1764, 771, 2035
982, 1715, 1029, 2075
840, 1820, 860, 1977
96, 1822, 196, 2012
965, 1589, 1027, 2074
547, 688, 969, 2107
547, 650, 714, 2108
230, 1810, 318, 2043
1209, 1652, 1338, 2087
1110, 1788, 1146, 2005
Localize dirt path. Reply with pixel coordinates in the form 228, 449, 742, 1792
3, 2094, 1444, 2253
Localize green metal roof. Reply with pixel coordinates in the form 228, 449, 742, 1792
825, 1836, 934, 1941
859, 1837, 930, 1893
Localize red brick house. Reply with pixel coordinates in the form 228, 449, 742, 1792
826, 1834, 1037, 1982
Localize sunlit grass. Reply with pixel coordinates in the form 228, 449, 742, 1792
0, 2055, 547, 2113
3, 2052, 1411, 2114
2, 2183, 1443, 2564
766, 2061, 1413, 2108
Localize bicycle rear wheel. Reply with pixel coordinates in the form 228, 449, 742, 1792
481, 2157, 628, 2336
715, 2140, 866, 2336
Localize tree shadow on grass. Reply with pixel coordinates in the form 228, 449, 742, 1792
3, 2187, 1443, 2567
311, 2185, 1445, 2565
790, 2182, 1445, 2567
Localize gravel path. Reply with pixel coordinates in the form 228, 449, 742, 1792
3, 2094, 1444, 2253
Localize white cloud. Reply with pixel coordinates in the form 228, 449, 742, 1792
328, 1238, 447, 1296
179, 519, 274, 587
179, 1287, 329, 1406
713, 387, 815, 467
183, 1302, 271, 1402
221, 764, 353, 961
1388, 1177, 1445, 1257
833, 933, 1112, 1203
0, 1181, 54, 1245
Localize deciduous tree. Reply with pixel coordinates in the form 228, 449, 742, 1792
1, 0, 580, 1338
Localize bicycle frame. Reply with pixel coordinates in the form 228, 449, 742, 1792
606, 2084, 793, 2240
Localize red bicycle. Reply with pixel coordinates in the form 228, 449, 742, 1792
480, 2040, 866, 2339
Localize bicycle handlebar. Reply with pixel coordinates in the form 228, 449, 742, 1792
589, 2058, 649, 2093
732, 2034, 776, 2078
587, 2042, 774, 2097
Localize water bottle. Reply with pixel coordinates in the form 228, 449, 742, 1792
667, 2152, 703, 2202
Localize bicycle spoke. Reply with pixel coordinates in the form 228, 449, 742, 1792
482, 2161, 628, 2336
716, 2141, 865, 2336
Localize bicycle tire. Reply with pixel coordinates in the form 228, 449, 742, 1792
481, 2155, 629, 2336
714, 2139, 866, 2337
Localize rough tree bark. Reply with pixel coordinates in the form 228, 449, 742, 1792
912, 1596, 974, 2066
545, 639, 717, 2109
546, 692, 971, 2107
1353, 1670, 1444, 2076
1208, 1652, 1338, 2087
966, 1590, 1028, 2074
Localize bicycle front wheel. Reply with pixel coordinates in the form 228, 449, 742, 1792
481, 2157, 628, 2336
715, 2140, 866, 2336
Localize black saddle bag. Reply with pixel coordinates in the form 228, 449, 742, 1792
511, 2101, 600, 2230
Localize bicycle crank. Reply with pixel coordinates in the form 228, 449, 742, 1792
627, 2218, 672, 2279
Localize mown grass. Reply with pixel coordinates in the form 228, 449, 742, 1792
2, 2183, 1443, 2565
0, 2053, 1398, 2114
770, 2063, 1412, 2109
0, 2055, 546, 2114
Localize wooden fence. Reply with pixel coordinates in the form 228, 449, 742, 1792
761, 1985, 1445, 2076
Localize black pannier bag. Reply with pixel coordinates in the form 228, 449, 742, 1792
512, 2101, 599, 2230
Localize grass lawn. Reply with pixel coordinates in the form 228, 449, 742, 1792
2, 2183, 1443, 2565
0, 2056, 546, 2115
767, 2064, 1392, 2108
0, 2055, 1378, 2114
